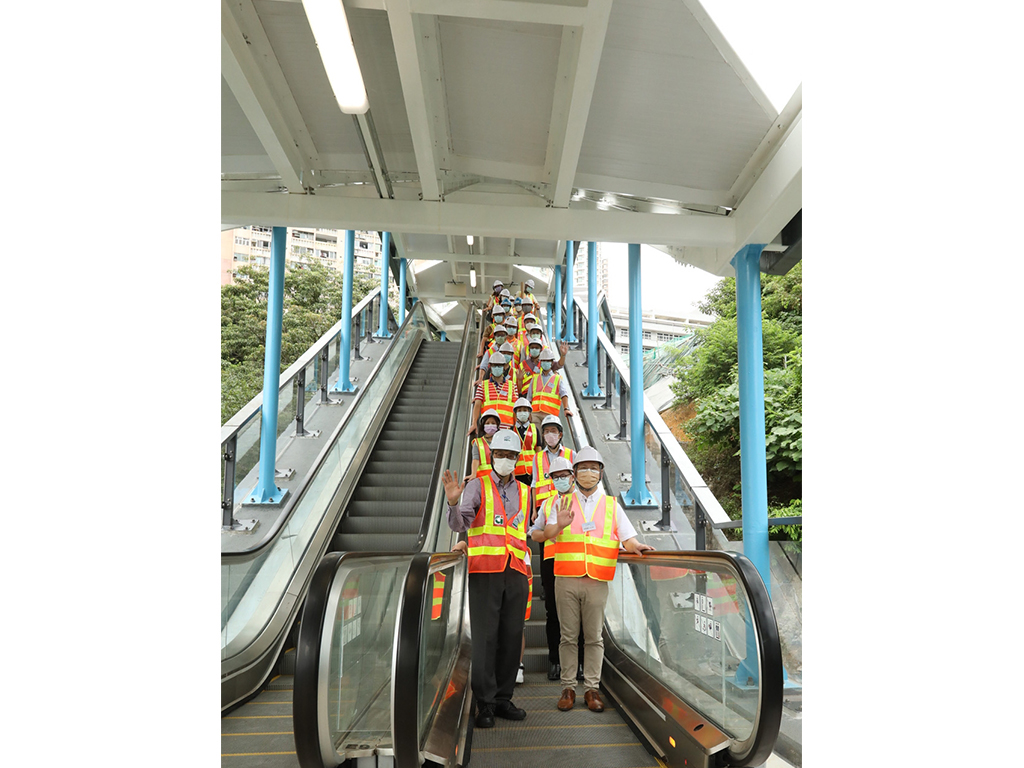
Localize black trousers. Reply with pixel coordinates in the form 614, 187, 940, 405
468, 564, 528, 709
541, 555, 583, 667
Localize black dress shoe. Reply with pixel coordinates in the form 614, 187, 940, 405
577, 664, 584, 682
494, 701, 527, 720
475, 706, 495, 728
547, 663, 561, 681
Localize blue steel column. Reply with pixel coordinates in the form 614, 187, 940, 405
398, 257, 408, 326
331, 231, 358, 393
581, 241, 603, 397
564, 241, 578, 343
546, 302, 553, 340
621, 244, 655, 506
733, 243, 769, 686
248, 226, 288, 504
376, 232, 392, 338
553, 262, 563, 341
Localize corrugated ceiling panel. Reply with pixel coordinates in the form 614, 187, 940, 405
578, 0, 773, 193
440, 17, 560, 166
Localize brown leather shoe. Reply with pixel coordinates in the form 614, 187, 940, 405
584, 690, 605, 712
557, 688, 576, 711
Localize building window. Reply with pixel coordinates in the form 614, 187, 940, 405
642, 331, 652, 340
234, 237, 249, 246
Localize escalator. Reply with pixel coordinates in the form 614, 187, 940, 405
221, 302, 479, 714
291, 548, 783, 768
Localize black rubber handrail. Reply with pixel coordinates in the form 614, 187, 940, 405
614, 550, 783, 767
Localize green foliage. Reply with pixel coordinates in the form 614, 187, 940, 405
769, 498, 803, 543
674, 263, 802, 527
221, 262, 374, 423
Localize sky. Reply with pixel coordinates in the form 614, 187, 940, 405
600, 243, 723, 320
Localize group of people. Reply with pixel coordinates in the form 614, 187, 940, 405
444, 286, 653, 729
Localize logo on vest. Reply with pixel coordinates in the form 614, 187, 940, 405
493, 514, 504, 526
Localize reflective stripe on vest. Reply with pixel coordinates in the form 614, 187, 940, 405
515, 423, 539, 475
474, 437, 493, 478
530, 373, 562, 416
482, 380, 515, 426
533, 448, 574, 507
466, 475, 530, 576
431, 572, 446, 620
553, 495, 620, 581
525, 571, 533, 621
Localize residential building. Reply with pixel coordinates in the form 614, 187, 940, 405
222, 227, 384, 284
607, 307, 711, 358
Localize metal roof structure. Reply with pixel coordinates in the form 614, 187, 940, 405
222, 0, 801, 337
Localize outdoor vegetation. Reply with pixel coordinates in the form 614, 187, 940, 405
221, 262, 376, 423
670, 263, 802, 541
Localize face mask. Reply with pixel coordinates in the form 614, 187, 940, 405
493, 457, 517, 477
502, 301, 511, 309
529, 347, 541, 358
483, 423, 499, 436
516, 410, 530, 423
576, 468, 601, 490
530, 334, 541, 342
494, 334, 507, 345
541, 361, 552, 371
544, 432, 560, 448
552, 476, 573, 494
491, 366, 504, 379
492, 315, 505, 325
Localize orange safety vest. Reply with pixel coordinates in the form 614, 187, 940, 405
466, 475, 530, 576
533, 447, 574, 508
514, 422, 539, 476
481, 379, 516, 426
474, 437, 493, 478
553, 494, 620, 582
529, 372, 563, 416
431, 572, 446, 620
537, 495, 562, 560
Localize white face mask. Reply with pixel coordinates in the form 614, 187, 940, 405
491, 366, 504, 379
516, 410, 530, 423
544, 432, 560, 448
552, 476, 573, 494
541, 361, 552, 371
493, 457, 517, 476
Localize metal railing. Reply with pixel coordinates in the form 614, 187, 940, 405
221, 287, 397, 529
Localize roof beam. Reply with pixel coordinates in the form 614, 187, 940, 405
223, 190, 735, 247
221, 0, 318, 194
550, 0, 613, 208
408, 252, 556, 267
386, 0, 441, 201
408, 0, 587, 26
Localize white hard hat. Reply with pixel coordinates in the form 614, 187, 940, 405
514, 397, 533, 411
548, 456, 573, 475
499, 342, 515, 355
540, 415, 563, 433
488, 353, 507, 365
500, 288, 512, 299
572, 446, 604, 470
478, 409, 501, 430
493, 280, 504, 288
525, 279, 535, 289
539, 347, 558, 362
503, 316, 518, 328
490, 429, 522, 453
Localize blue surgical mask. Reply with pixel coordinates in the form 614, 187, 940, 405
529, 347, 541, 358
491, 366, 504, 378
552, 476, 573, 494
541, 361, 552, 371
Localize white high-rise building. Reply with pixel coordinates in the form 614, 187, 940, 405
221, 227, 384, 285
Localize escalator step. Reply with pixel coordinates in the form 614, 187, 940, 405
373, 439, 436, 452
339, 516, 422, 535
385, 414, 446, 426
350, 486, 429, 502
346, 500, 426, 517
368, 450, 438, 464
358, 472, 432, 488
362, 461, 435, 477
333, 532, 420, 552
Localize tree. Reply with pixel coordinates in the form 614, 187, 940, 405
221, 262, 374, 422
671, 264, 803, 538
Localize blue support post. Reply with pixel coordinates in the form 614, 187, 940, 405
546, 302, 553, 340
621, 244, 655, 507
331, 231, 358, 393
398, 257, 407, 326
376, 232, 392, 338
553, 262, 563, 341
440, 331, 447, 342
732, 242, 771, 687
247, 226, 289, 505
564, 241, 578, 343
581, 241, 603, 397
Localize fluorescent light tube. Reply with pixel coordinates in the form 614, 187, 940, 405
302, 0, 369, 114
470, 266, 477, 288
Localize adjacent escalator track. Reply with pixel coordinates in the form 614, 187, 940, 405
221, 302, 478, 719
293, 548, 783, 768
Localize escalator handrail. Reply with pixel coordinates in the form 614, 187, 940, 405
414, 305, 477, 552
612, 550, 783, 767
391, 551, 465, 768
221, 300, 431, 559
293, 550, 421, 768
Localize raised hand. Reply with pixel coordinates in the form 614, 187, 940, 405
555, 493, 574, 530
442, 469, 466, 506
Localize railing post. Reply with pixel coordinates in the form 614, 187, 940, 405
293, 367, 310, 436
695, 505, 706, 551
352, 312, 363, 361
222, 435, 237, 527
617, 378, 628, 439
319, 345, 330, 404
658, 442, 672, 530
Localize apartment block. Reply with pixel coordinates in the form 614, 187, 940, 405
222, 227, 384, 285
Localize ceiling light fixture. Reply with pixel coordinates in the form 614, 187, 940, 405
470, 264, 477, 288
301, 0, 369, 114
466, 235, 474, 246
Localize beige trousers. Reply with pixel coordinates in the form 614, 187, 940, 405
555, 575, 609, 692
